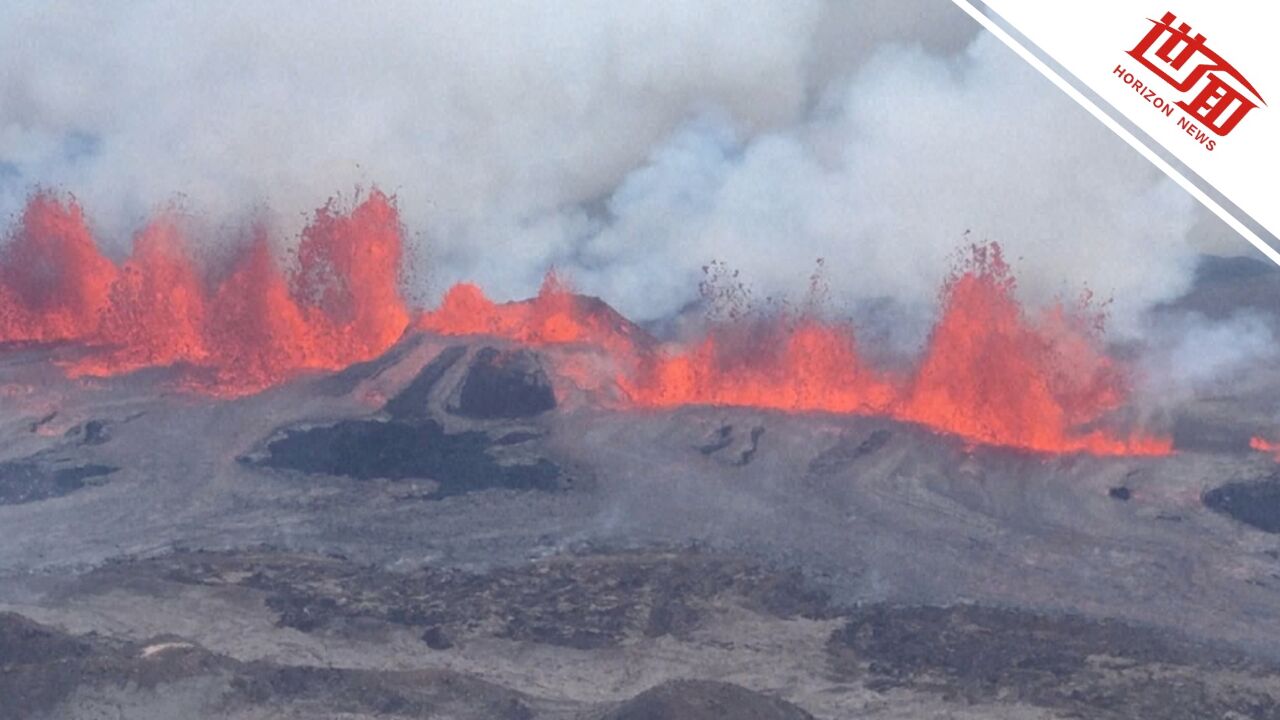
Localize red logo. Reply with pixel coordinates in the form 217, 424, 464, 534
1127, 11, 1264, 137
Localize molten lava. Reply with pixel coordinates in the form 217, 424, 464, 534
0, 189, 1169, 456
619, 317, 895, 414
897, 244, 1167, 455
0, 193, 117, 343
418, 271, 644, 359
71, 215, 208, 376
620, 244, 1170, 456
294, 194, 410, 359
2, 190, 411, 395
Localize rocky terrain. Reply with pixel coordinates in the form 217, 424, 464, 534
3, 259, 1280, 718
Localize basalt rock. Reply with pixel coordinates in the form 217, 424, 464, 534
0, 459, 116, 505
600, 680, 815, 720
1204, 477, 1280, 533
383, 345, 468, 421
450, 347, 556, 419
828, 604, 1278, 720
252, 418, 560, 499
0, 611, 536, 720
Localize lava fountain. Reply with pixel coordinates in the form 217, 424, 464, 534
0, 193, 117, 343
0, 190, 1171, 455
1, 190, 410, 396
620, 244, 1170, 456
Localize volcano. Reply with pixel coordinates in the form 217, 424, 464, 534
1, 193, 1280, 719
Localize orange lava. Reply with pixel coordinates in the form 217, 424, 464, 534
619, 317, 895, 414
418, 270, 644, 359
620, 244, 1170, 457
0, 193, 117, 342
0, 190, 1169, 456
897, 244, 1169, 455
71, 215, 208, 375
2, 190, 410, 395
1251, 436, 1280, 461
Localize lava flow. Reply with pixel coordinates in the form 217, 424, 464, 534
620, 244, 1170, 456
0, 190, 410, 395
0, 190, 1170, 456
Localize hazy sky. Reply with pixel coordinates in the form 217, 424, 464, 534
0, 0, 1246, 331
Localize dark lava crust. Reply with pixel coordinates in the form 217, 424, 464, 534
17, 545, 1280, 718
252, 418, 560, 499
247, 344, 565, 498
598, 680, 814, 720
1204, 476, 1280, 533
0, 458, 116, 505
450, 347, 557, 419
829, 604, 1280, 720
0, 612, 536, 720
85, 547, 833, 650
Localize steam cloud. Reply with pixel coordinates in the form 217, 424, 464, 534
1138, 310, 1280, 420
0, 0, 1249, 335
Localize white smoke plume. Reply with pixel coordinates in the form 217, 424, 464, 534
0, 0, 1251, 334
1139, 310, 1280, 412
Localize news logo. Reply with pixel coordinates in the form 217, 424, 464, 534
1114, 11, 1264, 151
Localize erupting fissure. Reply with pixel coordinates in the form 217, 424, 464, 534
0, 192, 1170, 456
1, 190, 409, 395
619, 244, 1168, 456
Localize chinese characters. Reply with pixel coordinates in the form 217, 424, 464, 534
1127, 11, 1264, 137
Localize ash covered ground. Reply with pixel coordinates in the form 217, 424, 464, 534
4, 258, 1280, 719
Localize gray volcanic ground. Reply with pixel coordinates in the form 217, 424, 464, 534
4, 257, 1280, 719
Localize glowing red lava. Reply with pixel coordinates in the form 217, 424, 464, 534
1, 190, 409, 396
620, 244, 1170, 456
418, 271, 642, 359
0, 190, 1170, 455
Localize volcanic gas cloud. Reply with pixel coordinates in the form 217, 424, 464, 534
0, 191, 1168, 456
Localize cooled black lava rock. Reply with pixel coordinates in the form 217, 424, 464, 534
64, 419, 111, 446
451, 347, 555, 419
696, 423, 766, 467
0, 612, 95, 667
421, 626, 453, 650
0, 612, 105, 720
384, 345, 467, 421
603, 680, 814, 720
229, 665, 536, 720
697, 425, 735, 455
254, 419, 560, 499
0, 460, 117, 505
828, 604, 1274, 720
0, 612, 234, 720
0, 611, 535, 720
115, 549, 832, 651
1204, 478, 1280, 533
